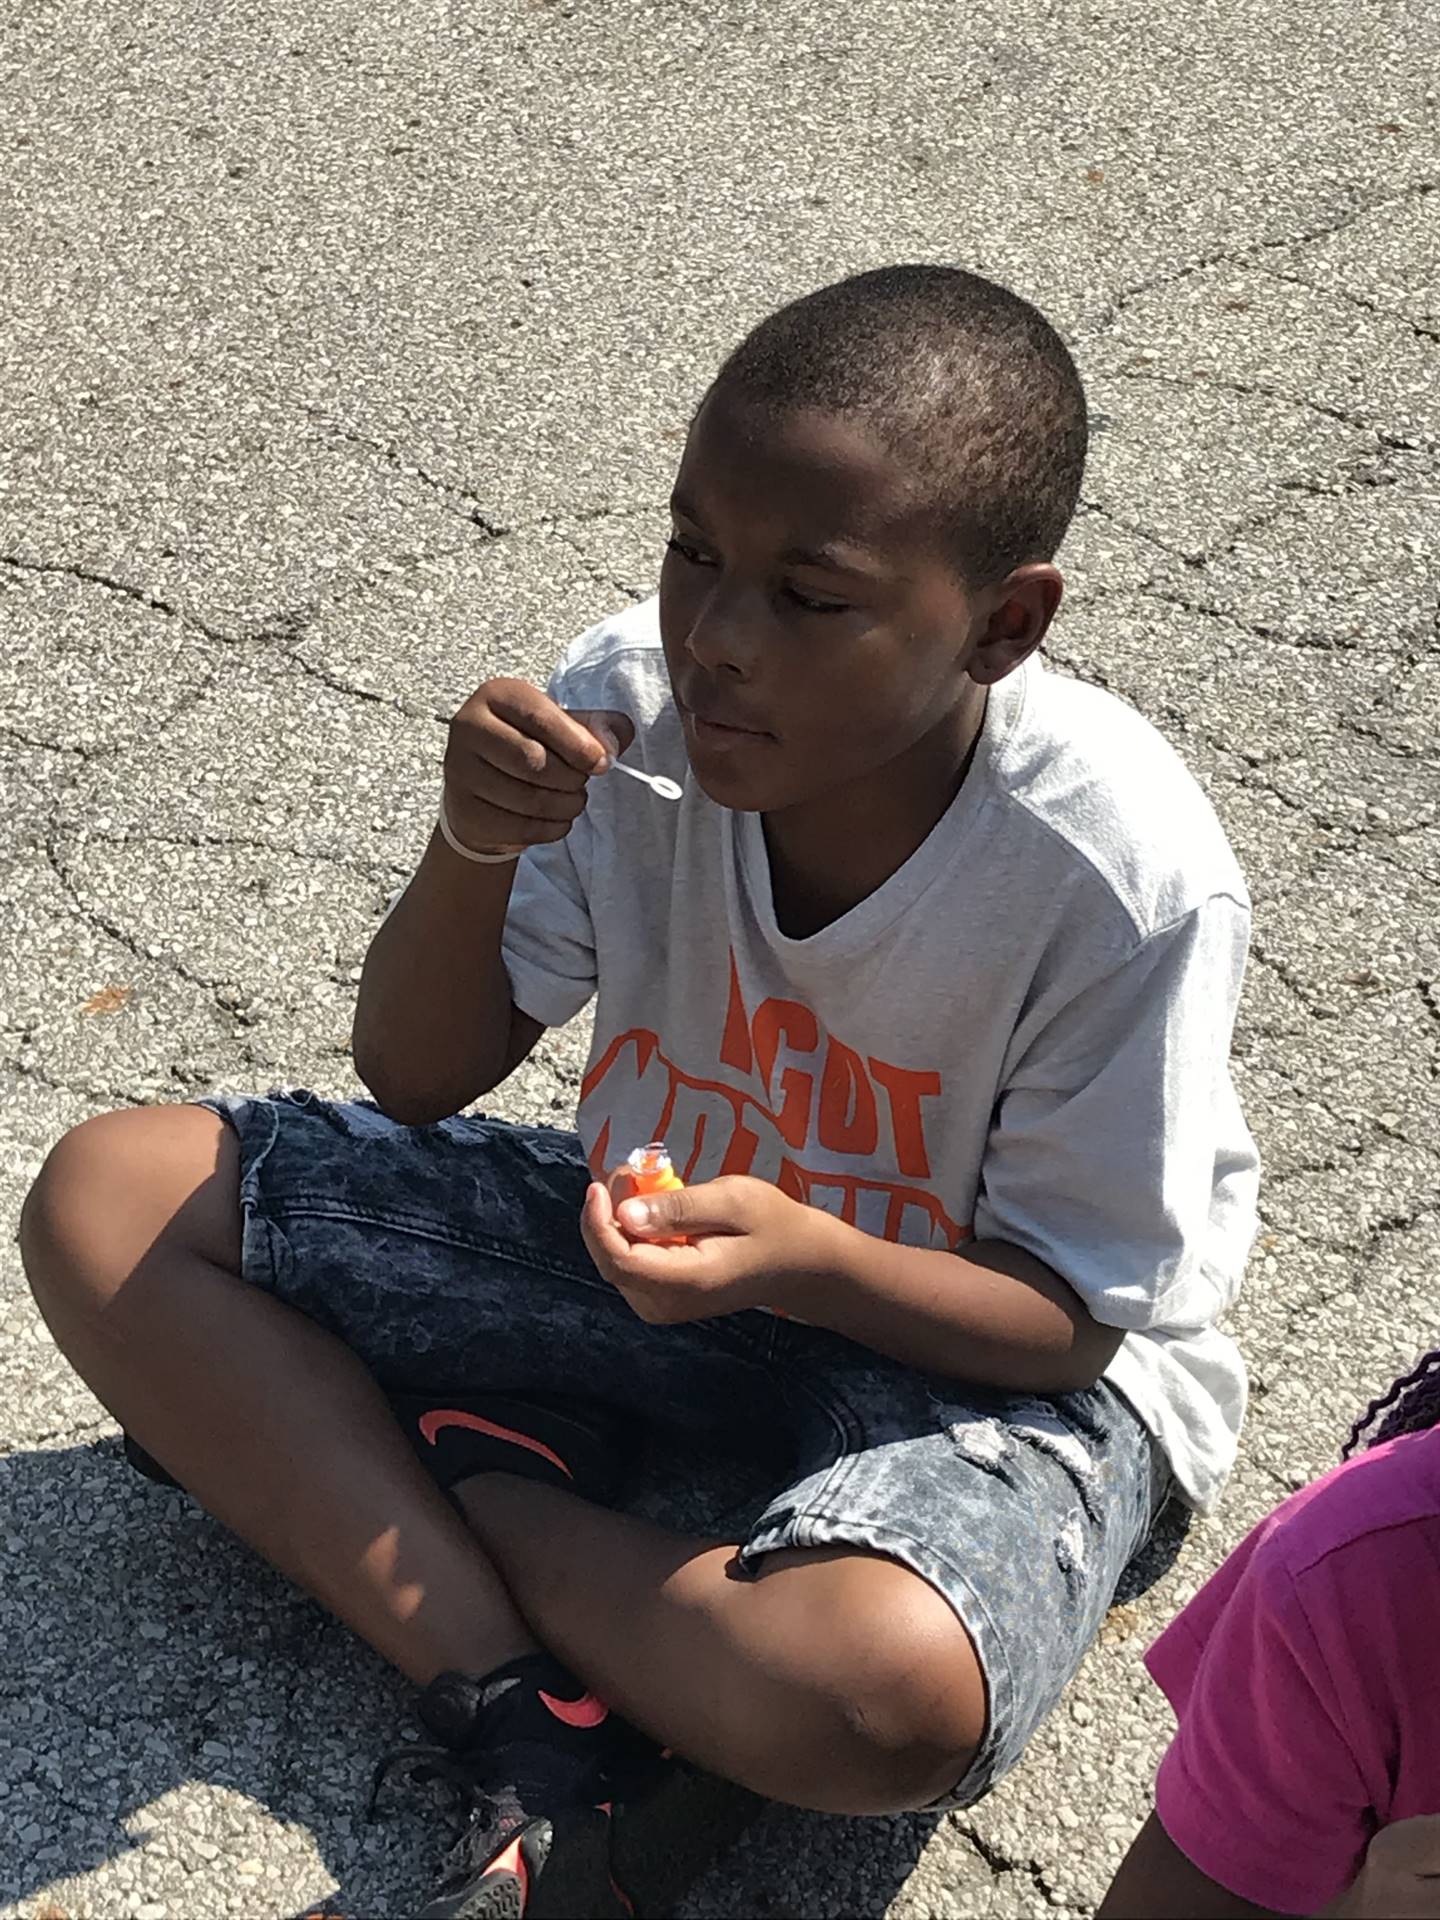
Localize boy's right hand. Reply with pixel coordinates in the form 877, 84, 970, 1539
442, 678, 634, 858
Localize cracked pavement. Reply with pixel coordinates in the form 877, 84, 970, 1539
2, 1, 1438, 1915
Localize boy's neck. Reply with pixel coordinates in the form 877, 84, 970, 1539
761, 688, 989, 940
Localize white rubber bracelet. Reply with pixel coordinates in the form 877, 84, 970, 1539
437, 795, 524, 865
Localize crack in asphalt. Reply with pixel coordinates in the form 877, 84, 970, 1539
1099, 363, 1432, 453
1, 1413, 114, 1457
40, 830, 235, 1005
302, 409, 512, 537
67, 824, 410, 882
545, 517, 649, 607
304, 404, 665, 544
0, 1053, 151, 1108
0, 554, 189, 625
273, 634, 448, 723
1075, 499, 1204, 570
1256, 261, 1440, 347
1257, 1191, 1440, 1272
1247, 939, 1342, 1020
1134, 585, 1279, 644
0, 722, 90, 758
1240, 1045, 1440, 1158
1079, 175, 1440, 344
950, 1819, 1063, 1908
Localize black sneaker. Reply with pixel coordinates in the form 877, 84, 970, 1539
122, 1393, 630, 1505
388, 1392, 631, 1505
372, 1658, 642, 1919
409, 1797, 626, 1919
609, 1750, 763, 1916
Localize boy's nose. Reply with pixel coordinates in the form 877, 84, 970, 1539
682, 585, 761, 680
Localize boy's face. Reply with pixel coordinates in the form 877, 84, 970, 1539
660, 393, 1059, 814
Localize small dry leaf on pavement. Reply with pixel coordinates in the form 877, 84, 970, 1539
80, 983, 133, 1014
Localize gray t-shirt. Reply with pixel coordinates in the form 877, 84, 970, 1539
504, 600, 1259, 1510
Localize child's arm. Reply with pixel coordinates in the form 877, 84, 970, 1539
786, 1220, 1122, 1392
1099, 1813, 1282, 1918
353, 677, 618, 1124
588, 1177, 1121, 1393
592, 899, 1254, 1393
355, 831, 544, 1124
1098, 1480, 1404, 1920
1102, 1813, 1440, 1919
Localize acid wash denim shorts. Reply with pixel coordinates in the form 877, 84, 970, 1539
197, 1090, 1171, 1810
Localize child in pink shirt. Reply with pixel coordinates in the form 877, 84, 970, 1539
1102, 1351, 1440, 1918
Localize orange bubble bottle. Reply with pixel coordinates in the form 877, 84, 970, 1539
608, 1141, 688, 1245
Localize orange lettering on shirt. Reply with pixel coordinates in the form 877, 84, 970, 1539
719, 953, 755, 1075
750, 997, 819, 1149
581, 951, 960, 1247
817, 1038, 879, 1156
868, 1059, 942, 1178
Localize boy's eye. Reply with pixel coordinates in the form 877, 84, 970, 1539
665, 535, 716, 568
665, 537, 849, 615
785, 586, 851, 615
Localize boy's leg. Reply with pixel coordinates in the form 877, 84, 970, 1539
20, 1105, 536, 1683
23, 1101, 1151, 1828
22, 1103, 980, 1821
454, 1340, 1164, 1819
459, 1475, 986, 1815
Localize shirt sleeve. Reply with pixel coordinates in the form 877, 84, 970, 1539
500, 824, 599, 1028
970, 893, 1256, 1329
497, 660, 600, 1029
1146, 1537, 1374, 1913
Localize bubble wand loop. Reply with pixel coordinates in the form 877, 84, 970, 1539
607, 760, 683, 802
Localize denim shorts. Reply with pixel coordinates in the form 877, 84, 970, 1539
198, 1090, 1169, 1808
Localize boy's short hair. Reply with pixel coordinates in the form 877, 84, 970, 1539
708, 264, 1088, 586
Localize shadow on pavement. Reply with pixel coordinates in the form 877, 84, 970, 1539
1, 1436, 942, 1918
1114, 1492, 1192, 1606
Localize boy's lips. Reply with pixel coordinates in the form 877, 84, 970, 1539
677, 696, 774, 741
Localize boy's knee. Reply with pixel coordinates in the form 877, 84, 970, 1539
756, 1547, 985, 1810
842, 1637, 982, 1809
21, 1110, 156, 1307
20, 1106, 238, 1315
819, 1572, 984, 1810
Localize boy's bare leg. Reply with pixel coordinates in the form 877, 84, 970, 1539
22, 1106, 981, 1814
20, 1106, 537, 1684
457, 1476, 984, 1815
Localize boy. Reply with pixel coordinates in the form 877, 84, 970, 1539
21, 266, 1258, 1919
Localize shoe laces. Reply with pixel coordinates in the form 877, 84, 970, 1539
368, 1739, 515, 1856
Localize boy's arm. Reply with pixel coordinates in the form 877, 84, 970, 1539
354, 832, 545, 1124
785, 1221, 1122, 1392
352, 676, 620, 1124
588, 1175, 1119, 1392
595, 898, 1253, 1394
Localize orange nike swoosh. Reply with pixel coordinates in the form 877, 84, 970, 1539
538, 1688, 609, 1729
483, 1834, 529, 1906
417, 1409, 573, 1480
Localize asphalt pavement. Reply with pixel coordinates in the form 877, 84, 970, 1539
2, 2, 1438, 1914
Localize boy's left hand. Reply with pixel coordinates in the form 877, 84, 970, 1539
580, 1175, 837, 1323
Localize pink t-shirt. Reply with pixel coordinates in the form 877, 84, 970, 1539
1146, 1426, 1440, 1915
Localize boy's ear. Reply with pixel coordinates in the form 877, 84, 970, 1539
968, 564, 1064, 684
